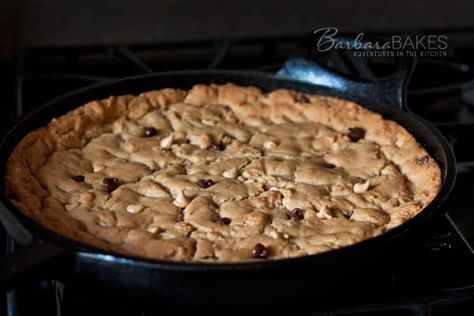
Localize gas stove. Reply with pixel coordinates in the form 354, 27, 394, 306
1, 31, 474, 315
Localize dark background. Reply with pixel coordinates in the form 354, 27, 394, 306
1, 1, 474, 315
1, 0, 474, 58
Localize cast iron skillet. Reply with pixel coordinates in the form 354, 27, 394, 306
0, 36, 456, 311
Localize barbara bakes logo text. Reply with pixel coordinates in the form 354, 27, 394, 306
313, 27, 448, 58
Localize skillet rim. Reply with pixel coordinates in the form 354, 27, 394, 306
0, 69, 457, 271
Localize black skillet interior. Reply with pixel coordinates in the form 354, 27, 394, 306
0, 36, 457, 309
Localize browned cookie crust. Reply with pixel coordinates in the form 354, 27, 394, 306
4, 83, 441, 262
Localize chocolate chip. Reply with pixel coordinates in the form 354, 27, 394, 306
197, 179, 215, 188
417, 155, 429, 165
296, 94, 310, 103
347, 127, 366, 142
252, 243, 269, 259
103, 177, 119, 193
343, 210, 354, 219
209, 141, 225, 151
71, 175, 85, 182
217, 217, 231, 225
143, 127, 158, 137
289, 208, 304, 221
322, 162, 336, 169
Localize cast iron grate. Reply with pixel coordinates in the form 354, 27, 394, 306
2, 32, 474, 315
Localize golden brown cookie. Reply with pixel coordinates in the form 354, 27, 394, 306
4, 83, 441, 262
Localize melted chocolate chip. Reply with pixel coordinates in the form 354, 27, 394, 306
347, 127, 366, 142
289, 208, 304, 221
209, 141, 225, 151
296, 94, 310, 103
103, 177, 119, 193
143, 127, 158, 137
343, 210, 354, 219
217, 217, 231, 225
197, 179, 215, 188
322, 162, 336, 169
252, 243, 269, 259
417, 155, 429, 165
71, 175, 85, 182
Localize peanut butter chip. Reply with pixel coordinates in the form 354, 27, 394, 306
263, 140, 276, 149
190, 133, 213, 149
160, 134, 174, 148
269, 230, 280, 239
199, 133, 213, 149
126, 204, 144, 214
317, 207, 333, 219
223, 167, 238, 179
174, 190, 189, 208
353, 180, 370, 193
147, 225, 161, 234
202, 119, 215, 126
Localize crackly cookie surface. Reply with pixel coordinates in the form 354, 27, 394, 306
4, 83, 441, 262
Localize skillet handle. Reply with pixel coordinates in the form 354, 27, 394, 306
276, 33, 416, 111
0, 202, 35, 246
0, 204, 69, 290
0, 238, 69, 291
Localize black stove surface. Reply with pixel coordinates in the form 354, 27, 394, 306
1, 31, 474, 316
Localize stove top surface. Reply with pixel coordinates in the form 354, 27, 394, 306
1, 31, 474, 316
